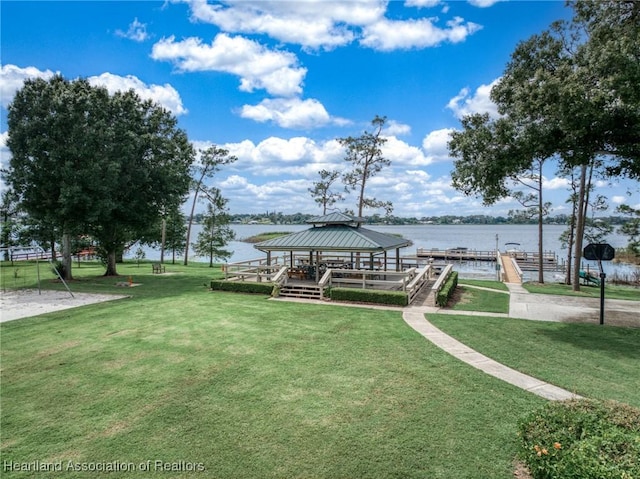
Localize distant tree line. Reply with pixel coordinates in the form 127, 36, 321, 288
219, 212, 631, 227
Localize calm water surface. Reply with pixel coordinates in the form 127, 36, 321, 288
130, 223, 638, 280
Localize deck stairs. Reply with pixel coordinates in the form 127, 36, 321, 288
279, 283, 323, 300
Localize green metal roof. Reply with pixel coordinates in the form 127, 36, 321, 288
306, 212, 365, 225
254, 225, 412, 252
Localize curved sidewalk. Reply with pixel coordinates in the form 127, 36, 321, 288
402, 308, 582, 401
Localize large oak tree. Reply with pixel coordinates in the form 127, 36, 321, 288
6, 75, 194, 277
449, 0, 639, 289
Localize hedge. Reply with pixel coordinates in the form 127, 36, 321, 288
517, 399, 640, 479
210, 280, 274, 295
436, 271, 458, 307
329, 287, 408, 306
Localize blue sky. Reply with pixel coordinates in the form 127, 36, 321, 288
1, 0, 637, 218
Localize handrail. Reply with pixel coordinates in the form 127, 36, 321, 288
318, 268, 333, 288
272, 266, 289, 287
406, 265, 432, 304
511, 257, 524, 282
430, 264, 454, 306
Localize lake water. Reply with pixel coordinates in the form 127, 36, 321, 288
128, 223, 638, 281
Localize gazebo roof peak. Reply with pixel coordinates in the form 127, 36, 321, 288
306, 212, 365, 226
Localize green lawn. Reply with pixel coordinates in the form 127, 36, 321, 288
2, 261, 543, 479
427, 314, 640, 408
2, 262, 638, 478
449, 286, 510, 314
523, 281, 640, 301
458, 279, 509, 291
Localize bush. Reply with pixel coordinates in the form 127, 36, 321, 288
50, 260, 67, 279
210, 280, 274, 295
517, 399, 640, 479
436, 271, 458, 307
330, 287, 408, 306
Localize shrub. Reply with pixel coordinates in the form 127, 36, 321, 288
436, 271, 458, 307
210, 280, 273, 295
330, 287, 408, 306
50, 260, 67, 279
517, 399, 640, 479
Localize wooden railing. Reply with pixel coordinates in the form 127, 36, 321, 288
406, 265, 433, 304
430, 264, 454, 307
511, 258, 525, 283
272, 266, 289, 287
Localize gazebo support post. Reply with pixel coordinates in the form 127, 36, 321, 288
395, 248, 400, 271
384, 251, 388, 271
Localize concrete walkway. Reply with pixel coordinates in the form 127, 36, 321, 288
402, 281, 637, 401
402, 308, 582, 401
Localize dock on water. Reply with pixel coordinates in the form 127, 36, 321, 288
415, 247, 565, 272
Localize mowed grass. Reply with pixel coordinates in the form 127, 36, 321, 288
523, 281, 640, 301
428, 314, 640, 408
449, 286, 510, 314
1, 261, 544, 479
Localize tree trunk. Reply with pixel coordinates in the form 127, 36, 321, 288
572, 164, 588, 291
50, 236, 57, 262
62, 232, 73, 280
565, 197, 576, 285
104, 250, 118, 276
160, 218, 166, 264
184, 171, 207, 266
537, 170, 544, 284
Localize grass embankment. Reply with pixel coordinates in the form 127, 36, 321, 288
241, 231, 293, 243
2, 261, 542, 479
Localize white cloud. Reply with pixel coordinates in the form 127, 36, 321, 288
179, 0, 481, 52
239, 97, 350, 129
219, 175, 316, 212
447, 78, 500, 119
405, 0, 442, 8
611, 195, 626, 205
0, 64, 57, 108
421, 128, 455, 162
542, 177, 570, 190
87, 73, 187, 116
115, 17, 149, 42
382, 136, 431, 166
383, 120, 411, 136
468, 0, 501, 7
151, 33, 306, 97
360, 16, 481, 51
181, 0, 384, 51
221, 136, 345, 177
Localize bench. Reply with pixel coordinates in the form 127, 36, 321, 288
152, 263, 165, 274
287, 268, 307, 280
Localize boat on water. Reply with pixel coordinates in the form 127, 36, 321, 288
505, 242, 522, 253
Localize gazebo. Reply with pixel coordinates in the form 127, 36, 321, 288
254, 212, 413, 282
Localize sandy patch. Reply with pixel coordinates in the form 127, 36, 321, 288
0, 289, 128, 323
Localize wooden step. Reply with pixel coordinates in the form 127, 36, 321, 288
280, 284, 323, 299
